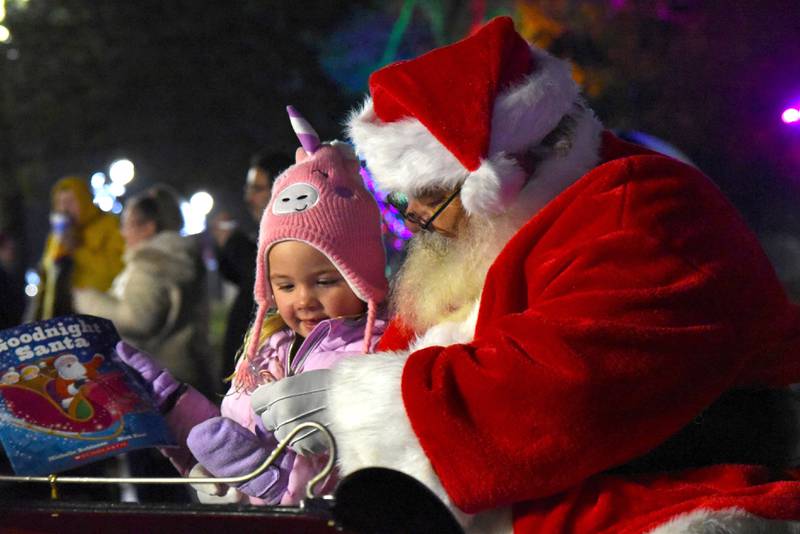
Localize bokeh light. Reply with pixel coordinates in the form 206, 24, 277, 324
109, 159, 135, 185
181, 192, 215, 235
90, 172, 107, 189
24, 269, 39, 297
107, 182, 126, 197
96, 194, 114, 212
189, 191, 214, 215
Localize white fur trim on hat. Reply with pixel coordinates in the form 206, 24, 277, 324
347, 47, 579, 215
488, 48, 578, 154
460, 154, 527, 215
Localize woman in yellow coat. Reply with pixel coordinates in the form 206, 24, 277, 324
32, 176, 124, 319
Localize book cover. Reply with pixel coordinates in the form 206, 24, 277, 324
0, 314, 175, 475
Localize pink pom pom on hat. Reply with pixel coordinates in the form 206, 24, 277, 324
245, 106, 388, 370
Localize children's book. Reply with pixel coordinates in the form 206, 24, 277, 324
0, 314, 175, 475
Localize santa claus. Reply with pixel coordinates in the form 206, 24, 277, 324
51, 352, 103, 410
247, 16, 800, 533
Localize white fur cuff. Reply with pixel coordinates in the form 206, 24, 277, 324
328, 351, 515, 533
328, 353, 470, 523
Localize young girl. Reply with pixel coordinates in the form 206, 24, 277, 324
117, 107, 388, 505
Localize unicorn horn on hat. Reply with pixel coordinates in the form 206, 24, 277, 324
286, 105, 321, 154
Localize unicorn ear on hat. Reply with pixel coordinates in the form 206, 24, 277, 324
287, 105, 321, 154
287, 106, 360, 176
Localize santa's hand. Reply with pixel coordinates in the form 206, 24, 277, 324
115, 341, 183, 413
251, 369, 332, 456
187, 416, 294, 501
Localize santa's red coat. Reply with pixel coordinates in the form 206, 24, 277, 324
378, 133, 800, 532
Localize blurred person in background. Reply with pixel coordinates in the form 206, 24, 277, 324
0, 231, 25, 329
28, 176, 124, 320
0, 186, 26, 329
211, 150, 292, 379
72, 184, 211, 503
73, 184, 214, 396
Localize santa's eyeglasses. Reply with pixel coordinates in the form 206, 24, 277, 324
386, 186, 462, 231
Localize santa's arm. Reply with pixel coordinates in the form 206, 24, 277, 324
327, 156, 800, 516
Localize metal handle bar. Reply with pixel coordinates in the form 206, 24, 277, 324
0, 421, 335, 501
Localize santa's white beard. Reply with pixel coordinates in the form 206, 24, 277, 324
390, 213, 519, 335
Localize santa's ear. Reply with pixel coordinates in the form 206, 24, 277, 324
295, 147, 310, 163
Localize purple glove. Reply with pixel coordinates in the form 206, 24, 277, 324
116, 341, 183, 412
187, 416, 295, 502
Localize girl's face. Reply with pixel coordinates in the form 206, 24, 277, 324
268, 240, 365, 337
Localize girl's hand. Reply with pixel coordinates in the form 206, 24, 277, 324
187, 416, 295, 502
115, 341, 184, 413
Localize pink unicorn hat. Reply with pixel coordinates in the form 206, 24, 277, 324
245, 106, 388, 368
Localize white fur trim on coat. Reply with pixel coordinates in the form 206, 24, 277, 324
409, 299, 481, 351
328, 351, 512, 533
326, 298, 515, 532
647, 507, 800, 534
328, 353, 458, 513
347, 47, 579, 216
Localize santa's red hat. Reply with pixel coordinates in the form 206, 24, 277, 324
347, 16, 581, 215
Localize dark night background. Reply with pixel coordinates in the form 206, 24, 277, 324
0, 0, 799, 295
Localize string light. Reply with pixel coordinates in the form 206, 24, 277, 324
109, 159, 135, 185
781, 107, 800, 125
360, 165, 412, 251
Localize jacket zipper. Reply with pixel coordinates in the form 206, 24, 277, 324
286, 321, 331, 376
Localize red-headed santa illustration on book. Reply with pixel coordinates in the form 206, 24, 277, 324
250, 17, 800, 533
